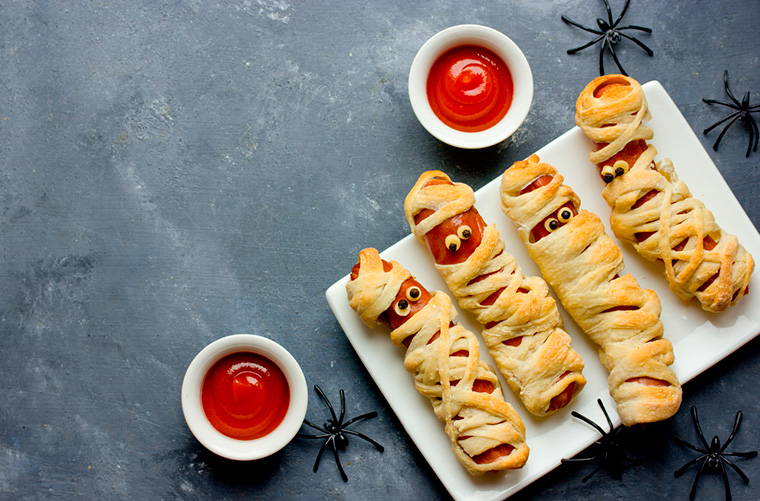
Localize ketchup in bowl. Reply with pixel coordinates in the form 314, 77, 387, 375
426, 45, 514, 132
201, 352, 290, 440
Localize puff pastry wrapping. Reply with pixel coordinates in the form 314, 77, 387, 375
404, 171, 586, 416
500, 155, 682, 426
575, 74, 753, 313
346, 248, 529, 474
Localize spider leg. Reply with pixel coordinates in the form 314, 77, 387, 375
618, 32, 654, 56
561, 456, 599, 463
702, 98, 741, 110
606, 38, 628, 76
597, 399, 614, 432
297, 433, 331, 440
342, 411, 378, 428
342, 429, 385, 451
331, 438, 349, 482
582, 463, 603, 483
712, 114, 743, 151
741, 91, 751, 109
571, 410, 608, 436
747, 113, 759, 157
617, 24, 653, 33
567, 35, 605, 54
602, 0, 615, 27
338, 389, 346, 426
721, 411, 743, 452
704, 110, 742, 134
673, 433, 708, 455
691, 407, 711, 451
689, 459, 709, 501
313, 436, 333, 472
722, 450, 759, 459
297, 420, 333, 438
561, 15, 604, 35
718, 459, 732, 501
723, 70, 742, 108
744, 126, 757, 158
314, 385, 340, 424
722, 456, 752, 484
674, 454, 708, 477
299, 418, 329, 434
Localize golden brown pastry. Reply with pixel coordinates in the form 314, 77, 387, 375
500, 155, 682, 426
404, 171, 585, 416
346, 248, 529, 474
575, 74, 753, 313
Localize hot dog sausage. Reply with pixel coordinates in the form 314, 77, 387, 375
501, 155, 682, 426
575, 74, 753, 312
346, 248, 529, 474
405, 172, 586, 416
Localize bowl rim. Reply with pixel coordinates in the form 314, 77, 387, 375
408, 24, 534, 149
181, 334, 308, 461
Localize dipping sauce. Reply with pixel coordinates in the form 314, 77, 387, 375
426, 45, 513, 132
201, 352, 290, 440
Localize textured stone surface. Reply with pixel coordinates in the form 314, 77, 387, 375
1, 1, 759, 499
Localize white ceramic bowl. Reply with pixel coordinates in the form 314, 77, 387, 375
181, 334, 308, 460
408, 24, 534, 149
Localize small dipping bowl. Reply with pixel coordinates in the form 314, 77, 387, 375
181, 334, 308, 460
408, 24, 533, 149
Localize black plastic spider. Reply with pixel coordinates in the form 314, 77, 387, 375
297, 385, 384, 482
703, 70, 760, 158
561, 399, 629, 482
672, 406, 757, 501
561, 0, 653, 76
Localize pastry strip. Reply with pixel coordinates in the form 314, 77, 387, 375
346, 248, 529, 474
500, 155, 682, 425
575, 74, 753, 312
404, 171, 586, 416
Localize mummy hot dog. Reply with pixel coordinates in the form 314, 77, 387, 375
575, 74, 753, 313
404, 172, 586, 416
346, 248, 529, 474
500, 155, 682, 426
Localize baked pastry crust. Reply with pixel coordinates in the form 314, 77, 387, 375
404, 171, 586, 416
346, 248, 529, 474
500, 155, 682, 425
575, 74, 753, 313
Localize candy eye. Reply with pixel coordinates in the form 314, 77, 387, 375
394, 299, 411, 316
457, 225, 472, 240
557, 208, 573, 223
601, 165, 615, 184
544, 218, 560, 232
445, 234, 461, 252
406, 286, 422, 302
613, 160, 629, 177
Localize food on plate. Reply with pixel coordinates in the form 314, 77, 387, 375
404, 171, 586, 416
346, 248, 529, 474
427, 45, 513, 132
575, 74, 753, 313
500, 155, 682, 426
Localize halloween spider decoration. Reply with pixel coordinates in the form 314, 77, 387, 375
561, 399, 629, 482
297, 385, 384, 482
672, 406, 757, 501
703, 70, 760, 158
561, 0, 653, 76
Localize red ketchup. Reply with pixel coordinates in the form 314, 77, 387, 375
426, 45, 513, 132
201, 352, 290, 440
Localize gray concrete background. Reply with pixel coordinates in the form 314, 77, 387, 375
1, 0, 759, 499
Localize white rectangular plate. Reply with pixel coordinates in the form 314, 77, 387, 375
325, 81, 760, 501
